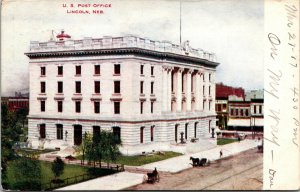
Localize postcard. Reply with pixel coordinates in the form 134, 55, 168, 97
1, 0, 299, 190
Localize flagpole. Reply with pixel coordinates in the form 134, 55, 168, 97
180, 0, 182, 45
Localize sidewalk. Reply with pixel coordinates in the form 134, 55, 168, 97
56, 139, 259, 190
56, 172, 145, 190
140, 139, 258, 173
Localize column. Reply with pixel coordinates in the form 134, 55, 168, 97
195, 71, 201, 111
199, 71, 204, 111
162, 66, 168, 112
186, 69, 192, 111
176, 68, 183, 112
167, 67, 173, 112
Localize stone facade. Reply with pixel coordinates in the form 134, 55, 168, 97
25, 34, 219, 155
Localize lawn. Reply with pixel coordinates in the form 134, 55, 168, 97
5, 159, 117, 190
217, 138, 238, 145
114, 151, 182, 166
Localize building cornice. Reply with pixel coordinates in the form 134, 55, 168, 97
25, 47, 220, 68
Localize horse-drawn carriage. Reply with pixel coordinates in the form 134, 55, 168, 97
147, 168, 160, 183
190, 157, 210, 167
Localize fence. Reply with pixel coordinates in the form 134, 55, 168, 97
42, 164, 124, 191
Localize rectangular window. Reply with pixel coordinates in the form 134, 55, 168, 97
140, 65, 144, 75
114, 102, 120, 114
58, 101, 63, 112
231, 108, 234, 116
203, 85, 205, 95
259, 105, 262, 114
209, 74, 211, 82
94, 81, 100, 93
40, 124, 46, 139
58, 66, 63, 76
203, 74, 205, 81
140, 102, 143, 114
209, 101, 211, 110
76, 66, 81, 75
41, 66, 46, 76
93, 126, 100, 137
240, 109, 244, 116
94, 65, 100, 75
75, 81, 81, 93
56, 124, 63, 140
41, 100, 45, 112
114, 81, 120, 93
151, 126, 154, 141
151, 66, 154, 76
41, 82, 46, 93
140, 81, 144, 94
209, 86, 211, 96
151, 102, 154, 113
75, 101, 81, 113
235, 109, 239, 116
140, 127, 144, 143
58, 81, 63, 93
254, 105, 257, 114
94, 101, 100, 113
203, 100, 205, 110
151, 82, 154, 94
245, 109, 249, 116
114, 64, 120, 75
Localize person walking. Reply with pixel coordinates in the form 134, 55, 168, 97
220, 149, 223, 158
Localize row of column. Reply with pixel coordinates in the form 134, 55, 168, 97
162, 66, 212, 112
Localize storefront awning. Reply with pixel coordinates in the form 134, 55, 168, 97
227, 118, 263, 127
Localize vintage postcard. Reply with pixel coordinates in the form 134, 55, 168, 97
1, 0, 299, 190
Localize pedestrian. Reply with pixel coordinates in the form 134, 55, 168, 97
238, 136, 241, 142
220, 150, 223, 158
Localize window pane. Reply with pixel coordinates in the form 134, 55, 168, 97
41, 82, 46, 93
58, 82, 63, 93
94, 101, 100, 113
40, 124, 46, 139
76, 81, 81, 93
151, 82, 154, 94
41, 100, 45, 112
95, 65, 100, 75
140, 65, 144, 75
94, 81, 100, 93
140, 81, 143, 94
114, 102, 120, 114
114, 81, 120, 93
41, 67, 46, 76
58, 101, 63, 112
56, 124, 63, 140
151, 66, 154, 76
114, 64, 120, 74
76, 101, 81, 113
76, 66, 81, 75
58, 66, 63, 75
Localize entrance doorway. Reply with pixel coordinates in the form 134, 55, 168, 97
74, 125, 82, 145
175, 124, 179, 142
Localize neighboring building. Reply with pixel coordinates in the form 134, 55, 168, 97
227, 89, 264, 132
215, 83, 245, 129
1, 96, 29, 112
25, 31, 219, 155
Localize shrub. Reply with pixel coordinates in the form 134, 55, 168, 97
7, 157, 42, 191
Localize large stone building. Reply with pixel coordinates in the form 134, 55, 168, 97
25, 31, 219, 155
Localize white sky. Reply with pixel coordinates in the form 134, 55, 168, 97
1, 0, 264, 96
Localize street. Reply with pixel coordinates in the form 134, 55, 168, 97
127, 148, 262, 190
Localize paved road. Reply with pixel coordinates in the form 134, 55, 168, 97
127, 148, 263, 190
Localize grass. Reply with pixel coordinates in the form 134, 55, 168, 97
114, 151, 182, 166
5, 159, 117, 190
217, 138, 238, 145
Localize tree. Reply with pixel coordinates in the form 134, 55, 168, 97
100, 131, 121, 167
16, 108, 29, 129
1, 104, 23, 187
6, 157, 42, 190
76, 132, 92, 165
51, 157, 65, 181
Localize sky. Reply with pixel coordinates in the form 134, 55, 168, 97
1, 0, 264, 96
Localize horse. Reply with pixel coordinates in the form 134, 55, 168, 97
190, 156, 200, 167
